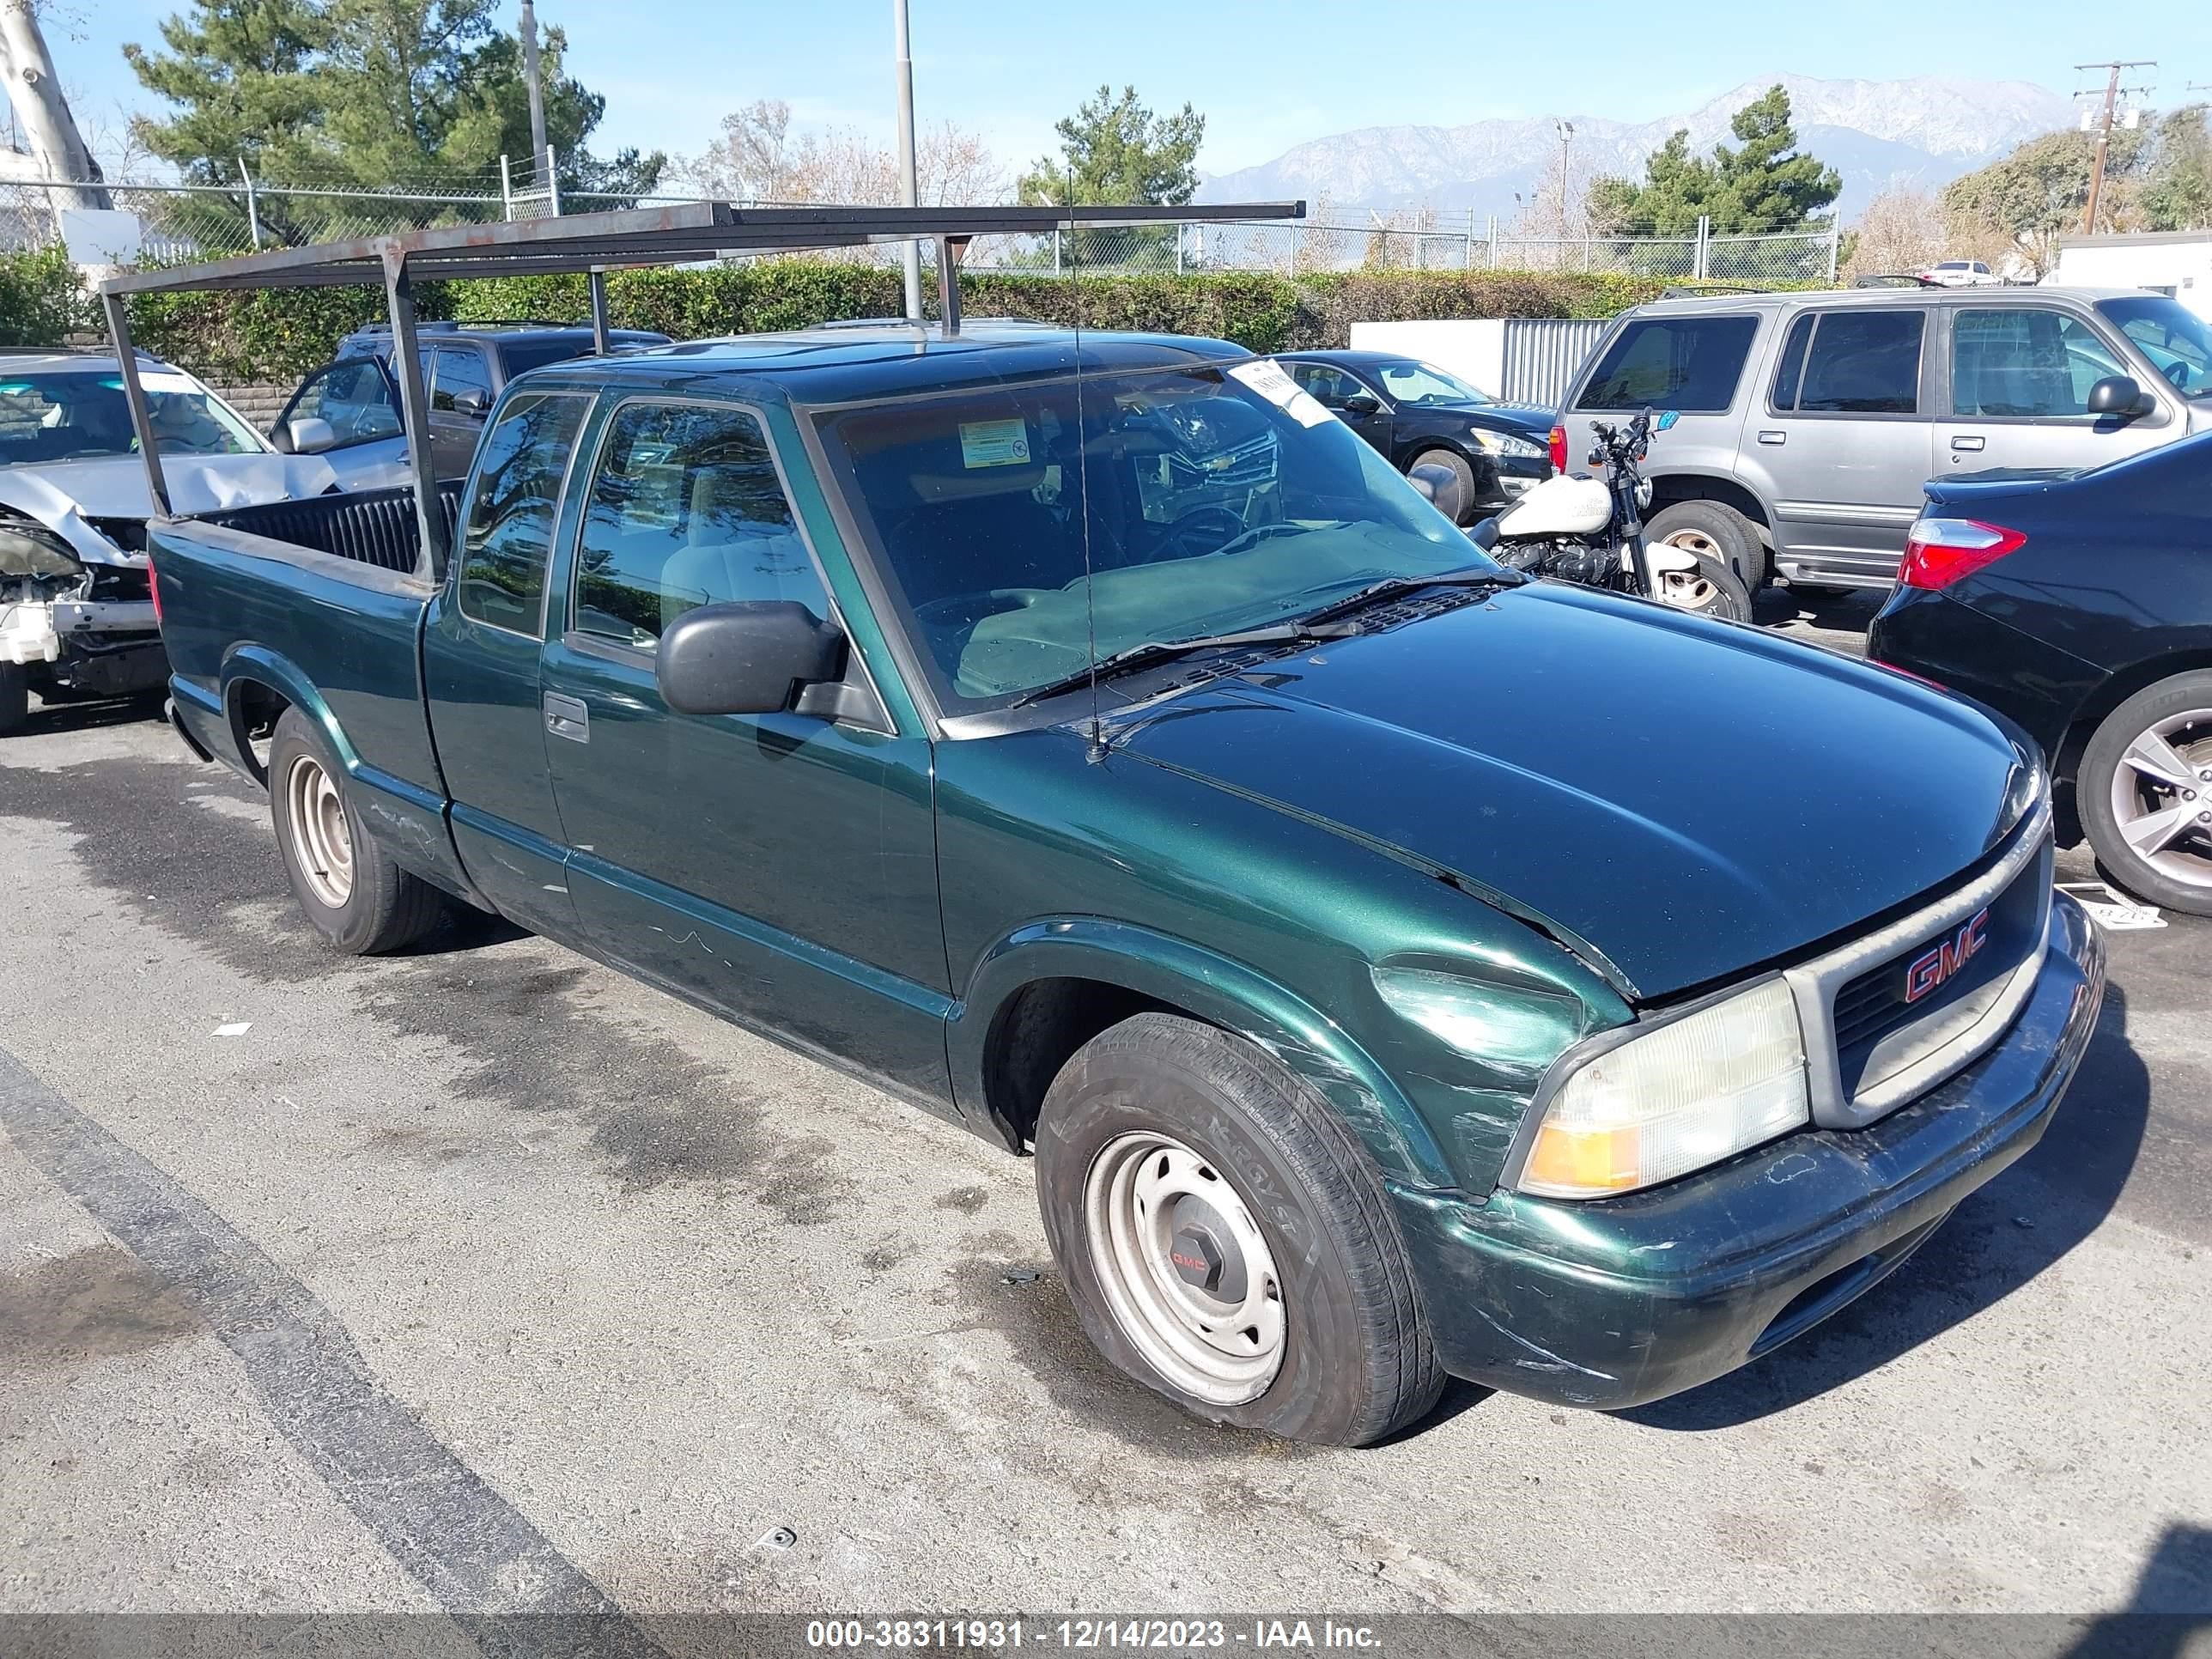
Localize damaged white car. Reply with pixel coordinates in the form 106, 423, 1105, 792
0, 349, 337, 735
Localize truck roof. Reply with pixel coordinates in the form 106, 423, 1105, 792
511, 320, 1252, 406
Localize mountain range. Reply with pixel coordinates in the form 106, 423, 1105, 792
1194, 75, 2075, 225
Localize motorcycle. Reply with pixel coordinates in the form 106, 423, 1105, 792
1431, 409, 1752, 623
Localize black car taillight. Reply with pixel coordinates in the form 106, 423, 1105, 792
1900, 517, 2026, 591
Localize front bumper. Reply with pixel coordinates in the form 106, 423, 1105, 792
1393, 889, 2106, 1408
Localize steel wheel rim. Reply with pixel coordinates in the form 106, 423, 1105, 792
1658, 526, 1724, 560
285, 751, 354, 908
1082, 1130, 1285, 1406
2107, 710, 2212, 891
1652, 562, 1731, 616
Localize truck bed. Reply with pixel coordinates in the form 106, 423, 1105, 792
154, 480, 475, 903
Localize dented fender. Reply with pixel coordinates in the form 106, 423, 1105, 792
949, 916, 1456, 1188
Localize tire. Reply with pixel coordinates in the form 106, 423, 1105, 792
267, 706, 447, 953
1644, 546, 1753, 623
1407, 447, 1479, 526
1034, 1012, 1445, 1446
1644, 500, 1765, 590
2078, 672, 2212, 918
0, 662, 27, 737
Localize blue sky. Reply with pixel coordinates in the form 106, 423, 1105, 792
50, 0, 2212, 182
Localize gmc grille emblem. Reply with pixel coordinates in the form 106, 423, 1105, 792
1905, 907, 1990, 1004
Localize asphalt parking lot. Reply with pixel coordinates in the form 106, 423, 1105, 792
3, 597, 2209, 1632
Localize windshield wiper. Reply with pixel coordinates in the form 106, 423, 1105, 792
1291, 563, 1523, 629
1007, 619, 1358, 709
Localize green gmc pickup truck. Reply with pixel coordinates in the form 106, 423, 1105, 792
150, 323, 2105, 1444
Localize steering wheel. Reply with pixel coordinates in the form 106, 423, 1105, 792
2161, 359, 2192, 391
1152, 505, 1247, 561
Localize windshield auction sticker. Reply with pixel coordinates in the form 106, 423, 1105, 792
959, 418, 1033, 468
1227, 360, 1334, 428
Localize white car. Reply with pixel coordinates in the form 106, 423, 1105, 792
1915, 259, 2004, 288
0, 349, 337, 734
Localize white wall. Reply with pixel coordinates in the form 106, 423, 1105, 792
2049, 238, 2212, 321
1346, 319, 1505, 397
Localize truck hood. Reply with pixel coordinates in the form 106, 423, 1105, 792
1109, 582, 2032, 1000
0, 453, 339, 564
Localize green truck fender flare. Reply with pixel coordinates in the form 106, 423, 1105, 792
948, 918, 1455, 1189
217, 645, 356, 780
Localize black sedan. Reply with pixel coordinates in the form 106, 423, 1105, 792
1869, 429, 2212, 915
1271, 351, 1554, 517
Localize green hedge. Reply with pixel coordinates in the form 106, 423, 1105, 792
0, 248, 96, 345
0, 249, 1791, 384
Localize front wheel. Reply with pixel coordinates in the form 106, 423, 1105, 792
268, 707, 447, 952
1644, 547, 1753, 622
1035, 1012, 1444, 1446
2079, 672, 2212, 917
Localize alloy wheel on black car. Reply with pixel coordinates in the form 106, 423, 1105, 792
2081, 672, 2212, 918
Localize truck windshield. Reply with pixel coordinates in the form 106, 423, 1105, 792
810, 360, 1481, 711
2097, 295, 2212, 398
0, 370, 264, 464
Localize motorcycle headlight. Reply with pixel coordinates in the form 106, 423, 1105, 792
1469, 428, 1547, 461
1514, 977, 1809, 1199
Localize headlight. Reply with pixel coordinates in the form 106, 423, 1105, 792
1468, 429, 1547, 461
1515, 977, 1809, 1199
0, 516, 84, 580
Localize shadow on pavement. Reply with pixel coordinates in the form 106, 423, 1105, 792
1620, 980, 2149, 1431
2068, 1523, 2212, 1655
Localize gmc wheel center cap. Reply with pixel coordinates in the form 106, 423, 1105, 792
1166, 1197, 1248, 1303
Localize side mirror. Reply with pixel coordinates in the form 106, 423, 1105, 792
286, 416, 337, 454
1407, 459, 1472, 526
2086, 375, 2150, 418
656, 600, 844, 717
450, 386, 491, 418
1340, 391, 1382, 416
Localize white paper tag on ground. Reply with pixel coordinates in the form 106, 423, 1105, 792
1228, 359, 1334, 428
2057, 882, 2166, 931
958, 418, 1031, 468
212, 1022, 253, 1037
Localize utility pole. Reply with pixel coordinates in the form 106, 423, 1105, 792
1554, 119, 1575, 234
892, 0, 922, 322
520, 0, 550, 184
2074, 60, 2154, 236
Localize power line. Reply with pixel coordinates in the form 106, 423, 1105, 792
2072, 60, 2156, 235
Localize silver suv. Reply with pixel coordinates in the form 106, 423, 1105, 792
1555, 287, 2212, 591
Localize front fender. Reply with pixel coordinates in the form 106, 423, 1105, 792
950, 917, 1455, 1189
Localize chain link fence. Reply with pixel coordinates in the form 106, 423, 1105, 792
0, 173, 1840, 285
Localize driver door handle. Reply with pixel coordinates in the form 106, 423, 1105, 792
1950, 434, 1987, 451
1756, 430, 1786, 445
544, 692, 590, 744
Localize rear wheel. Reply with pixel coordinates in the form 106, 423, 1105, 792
1035, 1012, 1444, 1446
2080, 672, 2212, 917
0, 662, 27, 736
1644, 500, 1764, 589
1645, 547, 1753, 623
268, 707, 447, 952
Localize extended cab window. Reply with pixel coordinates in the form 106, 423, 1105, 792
1951, 308, 2127, 417
572, 401, 826, 651
1788, 310, 1924, 414
1577, 315, 1758, 412
456, 391, 589, 635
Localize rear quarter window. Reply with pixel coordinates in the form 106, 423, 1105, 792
1577, 314, 1759, 412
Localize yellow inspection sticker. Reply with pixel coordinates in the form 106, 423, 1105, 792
959, 417, 1032, 467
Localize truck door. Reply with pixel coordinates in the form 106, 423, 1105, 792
422, 387, 592, 936
537, 396, 951, 1103
1933, 303, 2181, 480
1753, 305, 1934, 586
